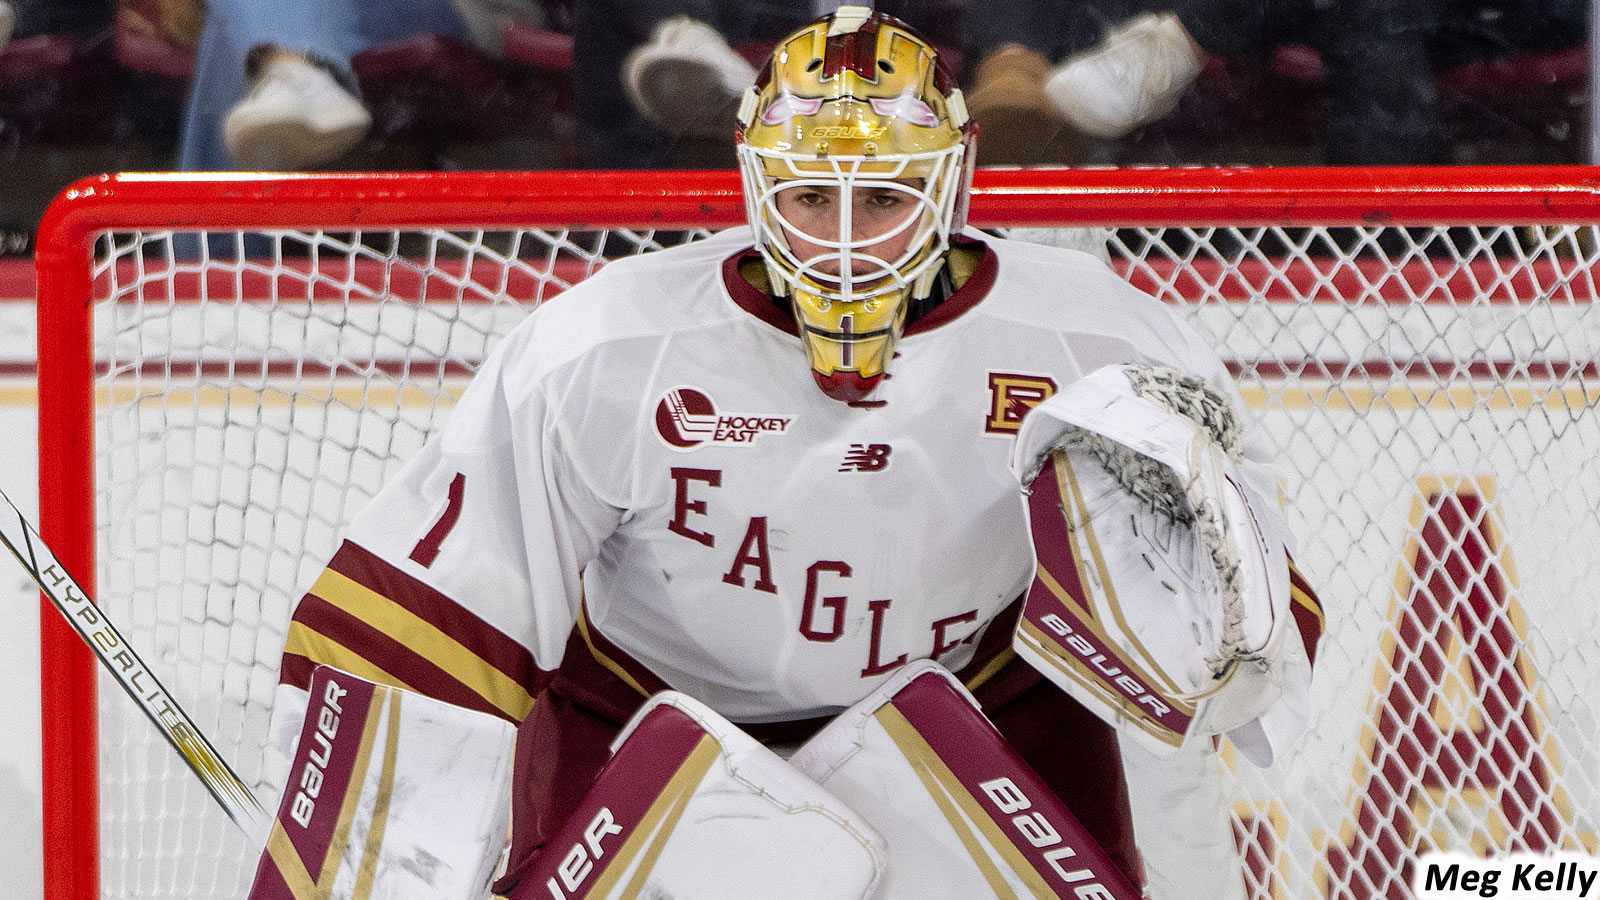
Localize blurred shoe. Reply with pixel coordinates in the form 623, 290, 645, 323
965, 44, 1086, 166
0, 1, 13, 53
1043, 12, 1205, 140
223, 47, 372, 169
622, 16, 755, 140
450, 0, 544, 54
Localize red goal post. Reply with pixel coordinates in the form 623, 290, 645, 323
33, 166, 1600, 899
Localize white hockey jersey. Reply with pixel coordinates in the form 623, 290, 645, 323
274, 226, 1309, 729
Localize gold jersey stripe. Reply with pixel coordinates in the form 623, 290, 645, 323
963, 647, 1016, 694
577, 605, 652, 699
284, 621, 423, 696
308, 568, 536, 720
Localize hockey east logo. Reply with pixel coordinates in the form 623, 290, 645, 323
655, 387, 793, 450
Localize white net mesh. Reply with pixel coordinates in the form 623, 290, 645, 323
76, 215, 1600, 899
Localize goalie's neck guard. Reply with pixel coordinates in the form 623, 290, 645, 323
735, 6, 976, 402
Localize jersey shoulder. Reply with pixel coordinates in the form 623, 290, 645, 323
978, 231, 1217, 369
493, 227, 757, 379
980, 231, 1150, 315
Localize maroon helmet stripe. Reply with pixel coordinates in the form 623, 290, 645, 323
822, 18, 881, 81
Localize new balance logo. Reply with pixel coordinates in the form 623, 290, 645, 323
839, 444, 892, 472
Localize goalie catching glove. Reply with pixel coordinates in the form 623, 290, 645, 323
1010, 363, 1298, 765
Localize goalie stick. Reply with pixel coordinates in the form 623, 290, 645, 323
0, 483, 271, 843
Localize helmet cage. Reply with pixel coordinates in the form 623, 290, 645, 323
738, 141, 968, 305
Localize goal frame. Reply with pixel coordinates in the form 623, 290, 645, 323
32, 165, 1600, 900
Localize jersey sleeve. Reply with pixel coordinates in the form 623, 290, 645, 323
273, 315, 624, 737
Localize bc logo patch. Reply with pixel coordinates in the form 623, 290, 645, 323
985, 373, 1058, 434
655, 387, 794, 450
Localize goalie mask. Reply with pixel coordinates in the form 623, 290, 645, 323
735, 6, 976, 402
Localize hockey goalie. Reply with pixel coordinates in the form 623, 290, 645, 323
244, 7, 1323, 899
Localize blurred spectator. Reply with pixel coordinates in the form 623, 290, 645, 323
962, 0, 1450, 166
1319, 0, 1446, 164
3, 0, 113, 43
453, 0, 549, 55
959, 0, 1134, 164
177, 0, 468, 171
576, 1, 960, 169
620, 13, 756, 141
1045, 10, 1207, 141
572, 1, 808, 169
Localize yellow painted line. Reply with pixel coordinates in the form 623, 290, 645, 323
0, 387, 38, 406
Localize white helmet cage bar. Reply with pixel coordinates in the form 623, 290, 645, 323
738, 142, 969, 304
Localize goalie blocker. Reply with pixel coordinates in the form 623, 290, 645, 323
247, 665, 517, 900
1010, 363, 1319, 766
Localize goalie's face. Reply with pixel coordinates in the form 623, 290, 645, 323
772, 180, 923, 279
768, 178, 924, 402
735, 7, 974, 402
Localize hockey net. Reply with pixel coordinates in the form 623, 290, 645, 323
32, 168, 1600, 899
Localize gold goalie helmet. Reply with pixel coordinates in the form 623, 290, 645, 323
736, 6, 976, 402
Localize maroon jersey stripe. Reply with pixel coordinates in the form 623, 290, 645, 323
579, 601, 673, 697
722, 249, 797, 334
284, 595, 514, 720
327, 541, 548, 695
